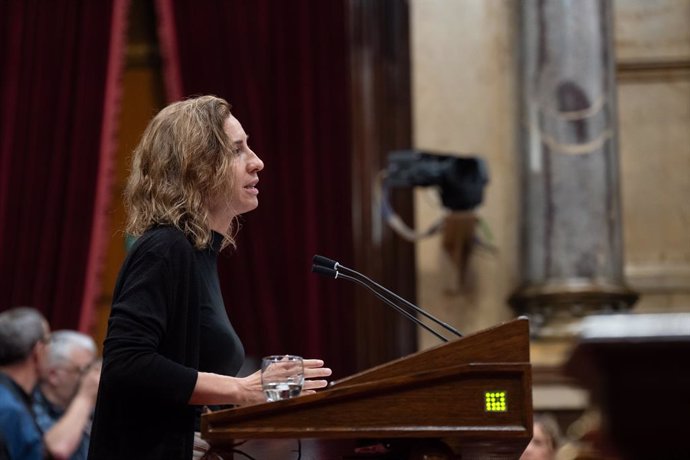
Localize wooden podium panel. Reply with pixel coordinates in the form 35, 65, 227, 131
202, 318, 533, 459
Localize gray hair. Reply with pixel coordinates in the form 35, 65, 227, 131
46, 330, 97, 367
0, 307, 47, 365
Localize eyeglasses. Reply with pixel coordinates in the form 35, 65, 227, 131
57, 358, 97, 376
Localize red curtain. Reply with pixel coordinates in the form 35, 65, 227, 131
0, 0, 129, 331
156, 0, 356, 377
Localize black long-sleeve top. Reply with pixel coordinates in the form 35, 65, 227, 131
88, 226, 244, 460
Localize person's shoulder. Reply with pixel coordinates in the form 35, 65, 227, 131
0, 386, 20, 410
139, 225, 191, 245
131, 226, 195, 257
0, 378, 22, 408
123, 226, 204, 278
0, 387, 29, 422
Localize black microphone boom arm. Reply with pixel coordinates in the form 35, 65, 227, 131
311, 255, 463, 343
312, 265, 449, 342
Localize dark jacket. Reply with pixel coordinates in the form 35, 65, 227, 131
89, 227, 206, 459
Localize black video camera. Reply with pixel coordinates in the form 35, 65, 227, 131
385, 150, 489, 211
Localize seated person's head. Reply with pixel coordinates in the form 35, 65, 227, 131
39, 330, 98, 407
0, 307, 49, 368
520, 413, 562, 460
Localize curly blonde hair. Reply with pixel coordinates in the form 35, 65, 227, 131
125, 95, 238, 249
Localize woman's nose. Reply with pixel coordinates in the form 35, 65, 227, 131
248, 150, 264, 172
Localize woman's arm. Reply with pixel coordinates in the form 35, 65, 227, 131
189, 359, 332, 406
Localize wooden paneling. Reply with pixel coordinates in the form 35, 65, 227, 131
615, 0, 690, 312
347, 0, 418, 371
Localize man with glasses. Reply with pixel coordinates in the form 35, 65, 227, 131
33, 330, 100, 460
0, 307, 51, 460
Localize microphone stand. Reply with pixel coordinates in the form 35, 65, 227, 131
312, 255, 463, 342
312, 265, 449, 343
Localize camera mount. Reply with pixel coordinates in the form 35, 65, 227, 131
379, 150, 489, 241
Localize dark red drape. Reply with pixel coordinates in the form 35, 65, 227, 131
0, 0, 129, 331
156, 0, 356, 377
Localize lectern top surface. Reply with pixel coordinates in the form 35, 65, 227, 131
580, 313, 690, 340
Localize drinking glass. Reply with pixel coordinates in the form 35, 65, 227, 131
261, 355, 304, 402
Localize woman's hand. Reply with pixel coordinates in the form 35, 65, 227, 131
194, 358, 333, 407
301, 359, 332, 394
236, 358, 332, 404
234, 370, 265, 405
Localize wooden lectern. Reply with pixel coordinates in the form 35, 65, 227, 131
202, 318, 533, 459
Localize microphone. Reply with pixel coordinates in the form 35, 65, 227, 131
311, 255, 463, 342
312, 265, 449, 342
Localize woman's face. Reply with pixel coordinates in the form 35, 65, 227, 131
219, 115, 264, 219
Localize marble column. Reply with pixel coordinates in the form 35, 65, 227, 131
510, 0, 637, 336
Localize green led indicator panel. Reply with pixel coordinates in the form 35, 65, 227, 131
485, 391, 507, 412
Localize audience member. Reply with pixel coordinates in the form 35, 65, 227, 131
0, 307, 50, 460
33, 330, 100, 460
521, 412, 562, 460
